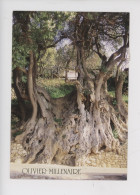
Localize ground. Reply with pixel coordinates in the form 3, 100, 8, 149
10, 140, 127, 168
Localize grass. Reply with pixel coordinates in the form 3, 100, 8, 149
108, 91, 128, 104
37, 78, 76, 99
46, 84, 75, 99
12, 130, 23, 138
122, 94, 128, 104
11, 98, 18, 105
112, 129, 119, 139
37, 78, 65, 88
11, 115, 20, 129
54, 117, 63, 126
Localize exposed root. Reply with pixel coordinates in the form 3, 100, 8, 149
110, 106, 128, 142
13, 85, 127, 165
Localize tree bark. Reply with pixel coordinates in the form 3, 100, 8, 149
12, 67, 28, 122
115, 74, 128, 123
27, 51, 38, 122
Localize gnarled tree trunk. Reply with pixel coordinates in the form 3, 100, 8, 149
115, 73, 128, 123
13, 49, 128, 165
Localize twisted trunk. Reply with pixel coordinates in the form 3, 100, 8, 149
12, 67, 28, 122
115, 74, 128, 123
13, 45, 128, 166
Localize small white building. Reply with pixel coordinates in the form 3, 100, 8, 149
63, 70, 78, 80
